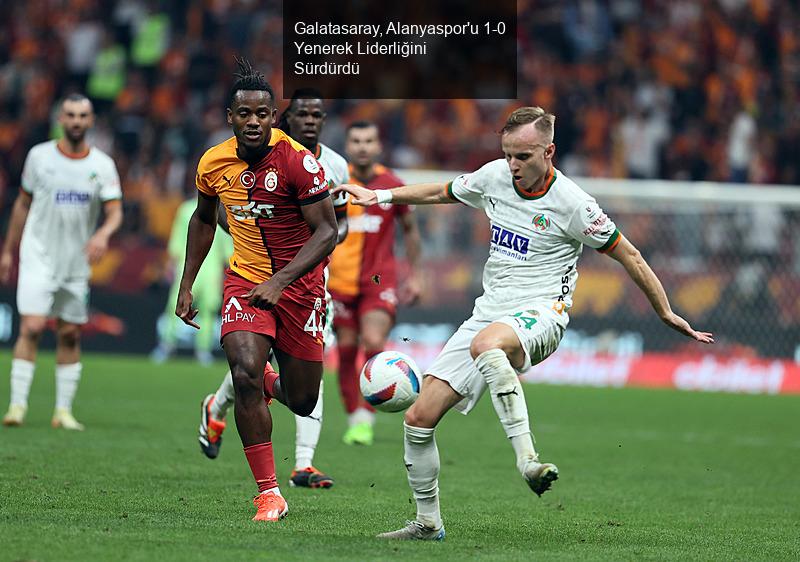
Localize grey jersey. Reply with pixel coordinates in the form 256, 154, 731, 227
449, 160, 619, 321
20, 140, 122, 282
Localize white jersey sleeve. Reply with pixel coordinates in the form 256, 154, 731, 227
317, 143, 349, 209
448, 161, 498, 209
20, 147, 42, 195
97, 155, 122, 201
565, 198, 620, 252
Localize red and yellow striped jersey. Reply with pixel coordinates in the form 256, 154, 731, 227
196, 130, 330, 296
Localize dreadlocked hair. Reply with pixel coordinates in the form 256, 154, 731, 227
228, 56, 275, 107
277, 87, 325, 132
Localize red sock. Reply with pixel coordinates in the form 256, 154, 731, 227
243, 442, 277, 493
360, 349, 383, 413
337, 345, 360, 414
263, 362, 279, 399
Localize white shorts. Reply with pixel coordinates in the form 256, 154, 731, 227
426, 304, 566, 415
17, 271, 89, 324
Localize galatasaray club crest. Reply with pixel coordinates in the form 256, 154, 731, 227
264, 170, 278, 191
532, 213, 550, 231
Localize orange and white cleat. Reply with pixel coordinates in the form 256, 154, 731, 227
252, 491, 289, 522
198, 395, 226, 459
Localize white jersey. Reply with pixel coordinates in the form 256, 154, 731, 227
317, 142, 349, 208
19, 140, 121, 282
315, 143, 349, 346
449, 161, 619, 321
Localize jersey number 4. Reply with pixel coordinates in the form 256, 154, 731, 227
512, 311, 538, 330
304, 310, 325, 335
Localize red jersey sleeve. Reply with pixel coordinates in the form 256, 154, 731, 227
287, 150, 330, 205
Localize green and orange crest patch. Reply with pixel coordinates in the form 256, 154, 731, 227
532, 213, 550, 231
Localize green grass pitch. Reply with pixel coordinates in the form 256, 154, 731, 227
0, 352, 798, 561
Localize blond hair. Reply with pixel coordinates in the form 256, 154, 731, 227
501, 107, 555, 143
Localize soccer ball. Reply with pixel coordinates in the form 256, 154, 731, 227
360, 351, 421, 412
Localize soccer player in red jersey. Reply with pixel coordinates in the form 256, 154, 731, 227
175, 58, 337, 522
327, 121, 422, 445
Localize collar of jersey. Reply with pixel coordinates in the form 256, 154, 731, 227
513, 167, 557, 200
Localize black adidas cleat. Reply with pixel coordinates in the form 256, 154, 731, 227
198, 394, 226, 459
289, 466, 334, 489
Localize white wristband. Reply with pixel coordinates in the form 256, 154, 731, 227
375, 189, 393, 204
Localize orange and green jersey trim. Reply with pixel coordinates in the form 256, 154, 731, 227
513, 167, 557, 200
445, 181, 458, 201
597, 229, 622, 253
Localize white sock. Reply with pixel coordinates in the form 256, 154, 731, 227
404, 422, 443, 529
295, 380, 323, 469
261, 486, 282, 496
211, 370, 235, 420
348, 407, 374, 427
474, 349, 538, 473
55, 362, 82, 410
9, 358, 35, 408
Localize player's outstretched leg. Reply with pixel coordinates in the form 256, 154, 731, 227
378, 376, 460, 540
291, 380, 333, 489
471, 324, 558, 497
224, 331, 287, 522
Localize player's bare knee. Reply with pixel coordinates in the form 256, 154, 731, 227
289, 393, 318, 417
362, 336, 387, 355
57, 325, 81, 350
404, 403, 435, 429
20, 319, 46, 343
470, 333, 505, 359
230, 364, 262, 398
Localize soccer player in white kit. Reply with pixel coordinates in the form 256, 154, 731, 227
335, 107, 714, 540
1, 94, 123, 430
197, 89, 350, 489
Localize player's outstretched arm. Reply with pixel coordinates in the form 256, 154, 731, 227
0, 190, 33, 284
332, 182, 456, 206
244, 197, 337, 309
176, 191, 218, 328
607, 234, 714, 344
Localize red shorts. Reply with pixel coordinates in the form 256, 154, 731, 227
329, 286, 397, 331
220, 270, 325, 362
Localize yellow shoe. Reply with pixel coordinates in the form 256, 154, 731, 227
252, 491, 288, 522
2, 404, 27, 426
343, 422, 374, 446
51, 408, 85, 431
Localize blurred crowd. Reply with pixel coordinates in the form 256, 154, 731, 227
1, 0, 799, 245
